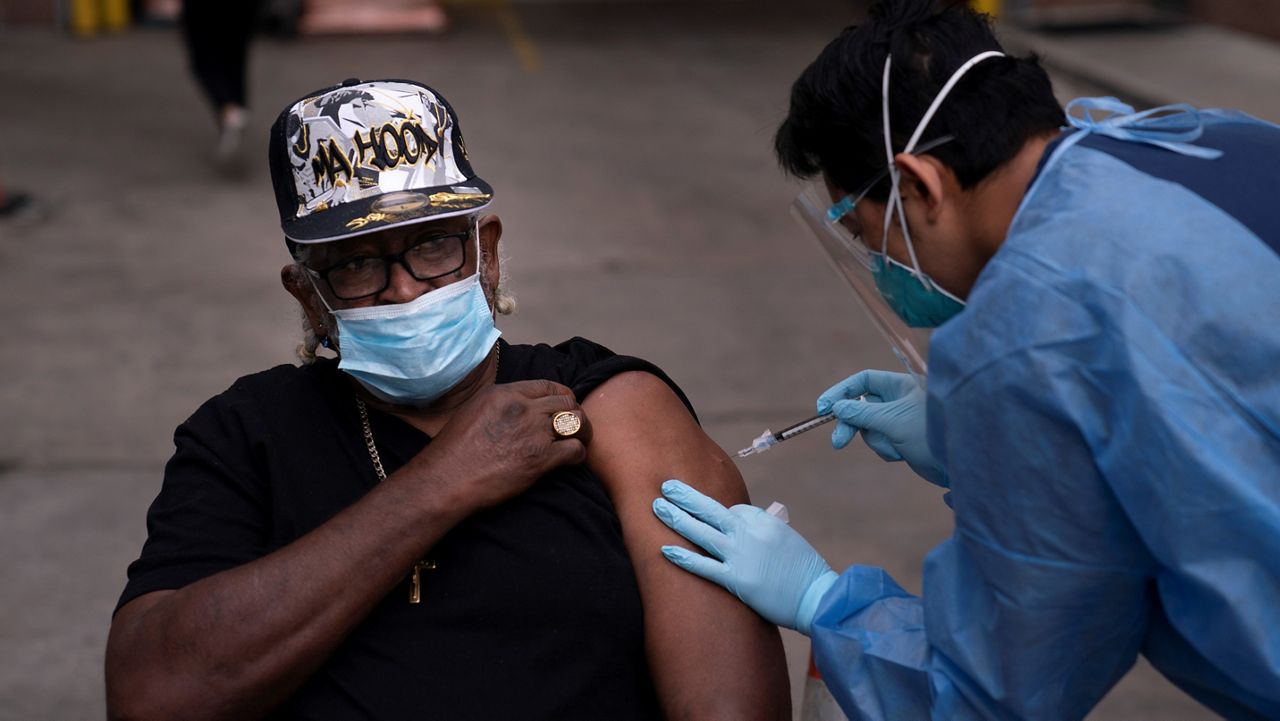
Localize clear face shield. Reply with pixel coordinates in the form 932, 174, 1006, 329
791, 180, 933, 387
791, 50, 1008, 389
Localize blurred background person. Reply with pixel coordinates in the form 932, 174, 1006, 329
0, 173, 37, 223
180, 0, 263, 172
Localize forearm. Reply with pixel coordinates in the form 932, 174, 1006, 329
106, 461, 468, 721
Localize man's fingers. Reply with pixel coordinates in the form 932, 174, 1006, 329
510, 379, 577, 400
549, 437, 587, 466
653, 498, 729, 559
661, 545, 731, 589
531, 393, 580, 416
659, 480, 737, 533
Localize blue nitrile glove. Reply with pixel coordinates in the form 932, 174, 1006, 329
816, 369, 948, 488
653, 480, 838, 635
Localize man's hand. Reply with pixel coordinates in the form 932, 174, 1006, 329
411, 380, 589, 514
817, 369, 948, 487
653, 480, 838, 635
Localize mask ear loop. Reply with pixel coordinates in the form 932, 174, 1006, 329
880, 50, 1005, 291
302, 267, 339, 350
305, 268, 337, 314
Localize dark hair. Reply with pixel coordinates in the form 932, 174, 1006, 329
775, 0, 1064, 200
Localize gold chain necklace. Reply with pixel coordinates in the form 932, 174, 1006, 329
353, 343, 498, 603
355, 398, 387, 480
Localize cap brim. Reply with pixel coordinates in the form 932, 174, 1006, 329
283, 177, 494, 243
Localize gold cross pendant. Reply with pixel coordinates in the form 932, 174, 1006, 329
409, 560, 437, 604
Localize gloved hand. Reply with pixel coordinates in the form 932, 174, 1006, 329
653, 480, 838, 635
816, 369, 948, 488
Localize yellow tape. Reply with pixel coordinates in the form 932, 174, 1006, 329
439, 0, 541, 74
971, 0, 1002, 17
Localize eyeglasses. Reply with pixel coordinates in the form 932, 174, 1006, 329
307, 227, 471, 300
825, 134, 957, 230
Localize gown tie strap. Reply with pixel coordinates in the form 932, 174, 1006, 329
1064, 96, 1224, 160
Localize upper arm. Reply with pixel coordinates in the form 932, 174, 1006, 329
583, 371, 790, 721
119, 410, 271, 611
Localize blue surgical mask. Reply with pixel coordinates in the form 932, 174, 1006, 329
328, 274, 500, 406
870, 252, 965, 328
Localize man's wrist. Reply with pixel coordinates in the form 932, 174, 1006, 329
384, 451, 473, 527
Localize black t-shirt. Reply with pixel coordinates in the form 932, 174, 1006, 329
118, 337, 695, 721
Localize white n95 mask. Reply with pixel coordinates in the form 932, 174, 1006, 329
329, 273, 500, 406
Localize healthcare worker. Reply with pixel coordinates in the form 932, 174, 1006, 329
651, 1, 1280, 719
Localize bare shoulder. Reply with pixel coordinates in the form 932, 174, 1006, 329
581, 371, 695, 428
586, 371, 706, 450
582, 371, 743, 503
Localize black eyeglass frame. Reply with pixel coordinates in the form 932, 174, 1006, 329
827, 134, 958, 226
306, 228, 473, 301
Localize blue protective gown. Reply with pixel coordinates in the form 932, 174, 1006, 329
811, 103, 1280, 720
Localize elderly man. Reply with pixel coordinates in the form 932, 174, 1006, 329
105, 79, 789, 721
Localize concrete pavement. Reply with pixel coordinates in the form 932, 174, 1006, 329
0, 2, 1250, 718
1000, 21, 1280, 121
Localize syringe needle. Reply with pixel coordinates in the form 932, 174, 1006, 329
734, 413, 837, 459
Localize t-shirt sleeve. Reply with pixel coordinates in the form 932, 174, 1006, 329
115, 386, 272, 614
553, 337, 698, 422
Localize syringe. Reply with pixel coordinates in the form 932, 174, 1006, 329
736, 413, 837, 458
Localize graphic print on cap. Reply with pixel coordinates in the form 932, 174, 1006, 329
273, 80, 493, 243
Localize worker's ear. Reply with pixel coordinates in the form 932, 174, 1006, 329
893, 153, 948, 224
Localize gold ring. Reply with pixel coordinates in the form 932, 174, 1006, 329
551, 410, 582, 438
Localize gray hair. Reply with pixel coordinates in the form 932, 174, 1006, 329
292, 242, 517, 365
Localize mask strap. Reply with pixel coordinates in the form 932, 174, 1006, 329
880, 55, 897, 260
902, 50, 1004, 154
305, 269, 336, 314
881, 50, 1004, 289
470, 217, 485, 278
301, 268, 339, 350
881, 56, 924, 280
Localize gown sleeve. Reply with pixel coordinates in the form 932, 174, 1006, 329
811, 344, 1156, 721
